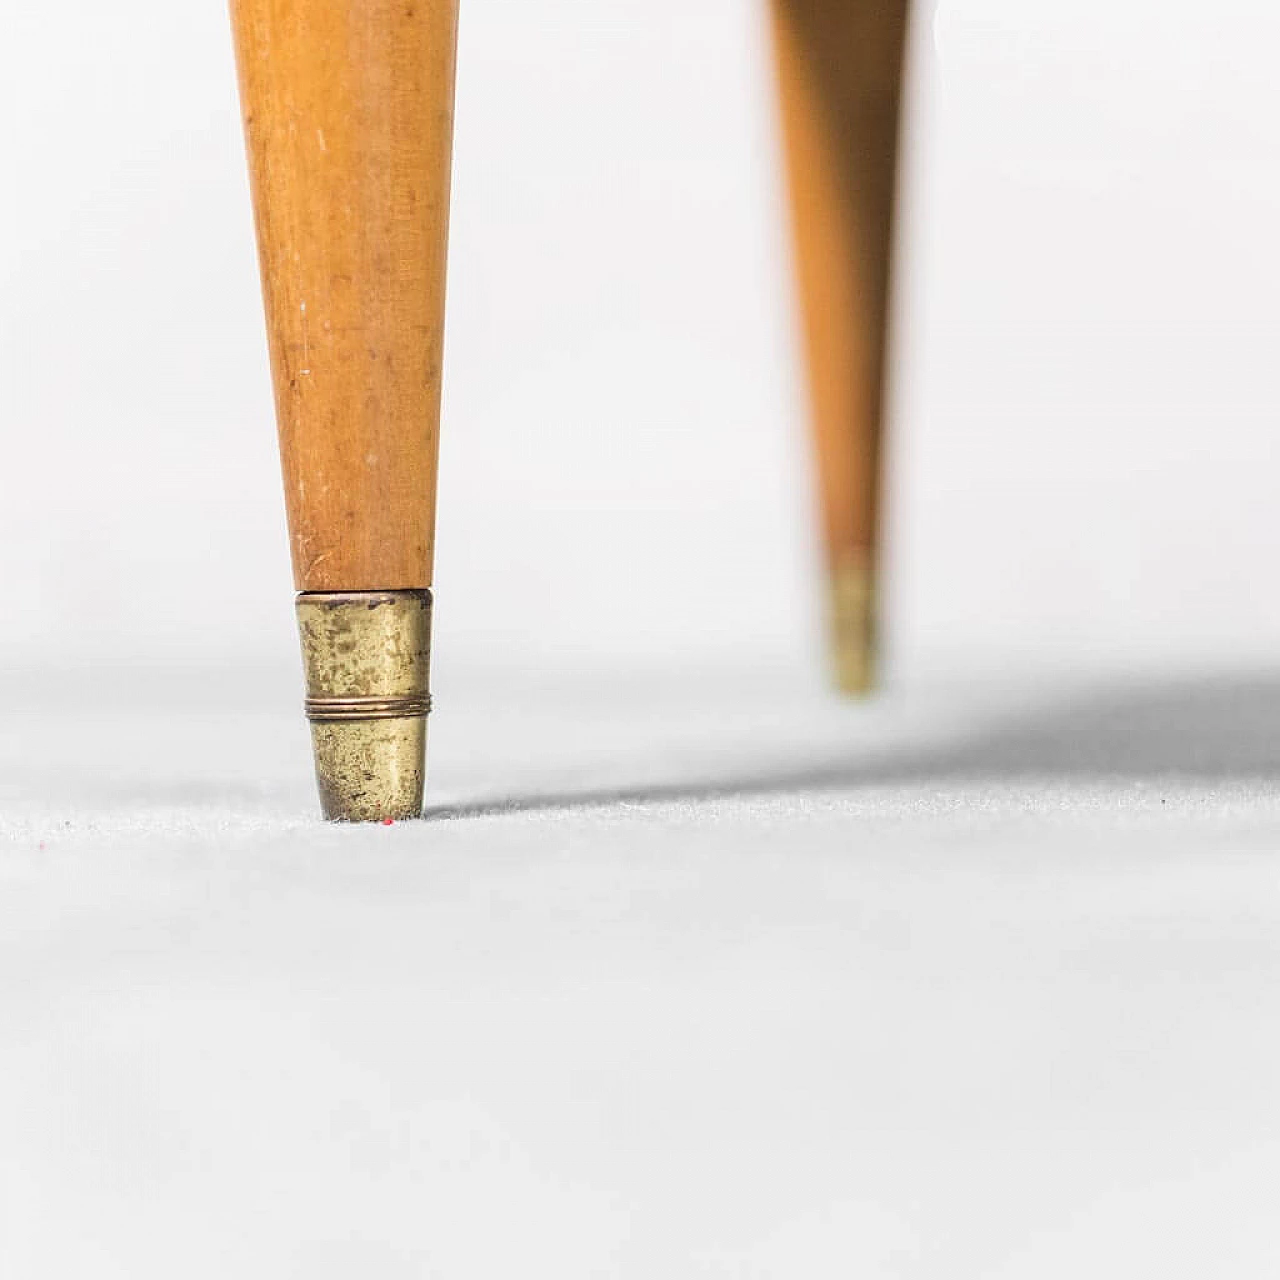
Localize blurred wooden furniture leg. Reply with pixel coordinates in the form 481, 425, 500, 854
770, 0, 910, 693
230, 0, 459, 820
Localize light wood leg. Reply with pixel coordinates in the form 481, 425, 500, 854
231, 0, 459, 819
770, 0, 910, 693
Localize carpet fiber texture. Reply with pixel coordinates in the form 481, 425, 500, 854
3, 661, 1279, 1277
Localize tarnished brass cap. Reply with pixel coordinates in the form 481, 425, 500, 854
295, 590, 433, 821
829, 553, 877, 696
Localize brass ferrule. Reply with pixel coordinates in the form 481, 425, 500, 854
829, 554, 877, 696
295, 590, 433, 822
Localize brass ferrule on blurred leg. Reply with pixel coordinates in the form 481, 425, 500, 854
295, 590, 433, 822
829, 554, 877, 696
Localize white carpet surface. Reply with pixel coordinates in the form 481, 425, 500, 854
3, 659, 1280, 1277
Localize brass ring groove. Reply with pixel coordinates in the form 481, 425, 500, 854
304, 694, 432, 723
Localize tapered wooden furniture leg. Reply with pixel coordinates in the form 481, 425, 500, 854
770, 0, 910, 694
230, 0, 459, 820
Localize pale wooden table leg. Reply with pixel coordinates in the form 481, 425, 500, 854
230, 0, 460, 820
771, 0, 910, 693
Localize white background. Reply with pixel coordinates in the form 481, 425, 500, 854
3, 0, 1279, 686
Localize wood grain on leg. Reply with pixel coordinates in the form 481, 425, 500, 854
230, 0, 458, 592
770, 0, 910, 693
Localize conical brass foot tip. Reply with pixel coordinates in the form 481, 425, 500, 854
296, 590, 433, 822
829, 560, 877, 698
